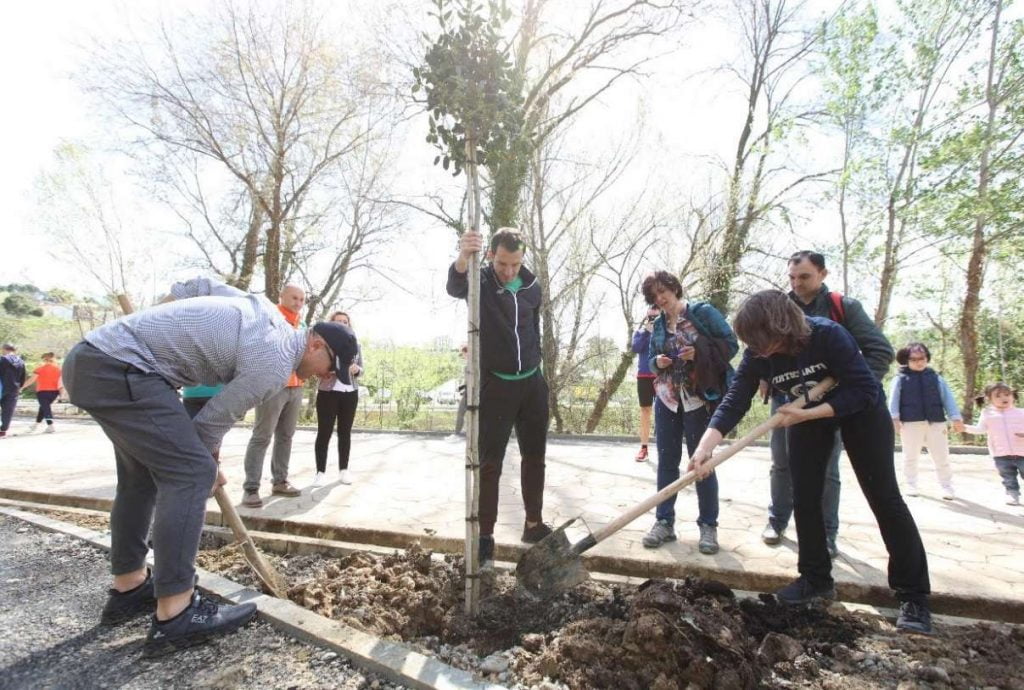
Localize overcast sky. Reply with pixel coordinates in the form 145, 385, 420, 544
0, 0, 954, 346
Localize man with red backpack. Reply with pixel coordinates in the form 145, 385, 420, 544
760, 251, 894, 559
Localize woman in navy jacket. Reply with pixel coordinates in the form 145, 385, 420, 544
689, 290, 933, 634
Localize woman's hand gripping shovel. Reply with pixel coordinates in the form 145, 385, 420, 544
515, 377, 836, 599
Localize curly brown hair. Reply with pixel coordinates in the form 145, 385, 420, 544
733, 290, 810, 356
640, 271, 683, 305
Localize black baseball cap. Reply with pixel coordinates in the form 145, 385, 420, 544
312, 322, 358, 385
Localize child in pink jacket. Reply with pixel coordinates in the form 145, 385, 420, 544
963, 382, 1024, 506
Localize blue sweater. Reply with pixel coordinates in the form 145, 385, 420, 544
631, 328, 653, 376
709, 317, 882, 435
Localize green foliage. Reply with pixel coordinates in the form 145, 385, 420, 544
360, 344, 462, 428
413, 0, 523, 177
0, 284, 40, 294
46, 288, 77, 304
0, 313, 81, 358
3, 294, 44, 318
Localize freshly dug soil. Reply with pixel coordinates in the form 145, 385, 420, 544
23, 508, 1024, 689
196, 541, 1024, 690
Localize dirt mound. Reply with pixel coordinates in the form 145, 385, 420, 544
187, 540, 1024, 689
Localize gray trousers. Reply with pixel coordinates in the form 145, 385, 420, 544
243, 385, 303, 491
63, 342, 216, 598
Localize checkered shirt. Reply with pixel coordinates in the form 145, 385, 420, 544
84, 277, 306, 451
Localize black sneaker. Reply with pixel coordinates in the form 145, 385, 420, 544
775, 576, 836, 605
142, 590, 257, 658
100, 571, 156, 625
896, 600, 933, 635
479, 535, 495, 566
521, 522, 553, 543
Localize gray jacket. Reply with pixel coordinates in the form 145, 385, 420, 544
789, 285, 894, 382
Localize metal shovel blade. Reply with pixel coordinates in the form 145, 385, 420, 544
515, 518, 590, 598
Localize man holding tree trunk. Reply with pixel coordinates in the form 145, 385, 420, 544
446, 228, 553, 567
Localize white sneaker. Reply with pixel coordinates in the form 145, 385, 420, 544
339, 469, 352, 485
29, 423, 39, 433
312, 472, 326, 487
44, 424, 55, 434
941, 486, 955, 500
1007, 494, 1021, 506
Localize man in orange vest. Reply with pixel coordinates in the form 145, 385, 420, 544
241, 284, 307, 507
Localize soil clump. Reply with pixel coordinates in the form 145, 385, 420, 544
196, 540, 1024, 689
23, 508, 1024, 689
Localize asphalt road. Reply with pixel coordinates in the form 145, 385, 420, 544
0, 515, 406, 689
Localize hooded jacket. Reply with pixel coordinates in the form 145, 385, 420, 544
446, 263, 543, 376
0, 353, 26, 394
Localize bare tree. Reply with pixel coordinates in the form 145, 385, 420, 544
34, 141, 156, 309
149, 149, 265, 289
288, 137, 408, 324
520, 134, 638, 432
488, 0, 693, 228
705, 0, 837, 312
84, 2, 393, 300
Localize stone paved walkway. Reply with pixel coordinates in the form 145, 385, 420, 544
1, 418, 1021, 620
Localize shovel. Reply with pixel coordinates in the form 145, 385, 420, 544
212, 487, 288, 597
515, 377, 836, 598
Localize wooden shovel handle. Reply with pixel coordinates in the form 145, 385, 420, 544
213, 486, 288, 598
590, 377, 836, 546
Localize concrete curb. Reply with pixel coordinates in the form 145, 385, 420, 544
3, 489, 1021, 625
0, 506, 507, 690
9, 412, 991, 453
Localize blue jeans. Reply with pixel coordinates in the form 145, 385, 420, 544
654, 399, 719, 527
994, 456, 1024, 496
768, 397, 841, 538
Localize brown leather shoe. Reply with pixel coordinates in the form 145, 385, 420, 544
242, 490, 263, 508
272, 481, 301, 497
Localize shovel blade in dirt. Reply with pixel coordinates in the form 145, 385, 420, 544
515, 377, 836, 600
515, 518, 591, 598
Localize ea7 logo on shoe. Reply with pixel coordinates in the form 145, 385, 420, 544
191, 614, 209, 624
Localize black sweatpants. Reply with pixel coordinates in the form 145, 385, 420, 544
789, 395, 930, 603
315, 389, 358, 472
0, 393, 18, 432
36, 390, 59, 423
478, 371, 549, 536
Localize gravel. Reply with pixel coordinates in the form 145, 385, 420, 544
0, 515, 408, 689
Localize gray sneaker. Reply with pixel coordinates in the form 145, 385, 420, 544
761, 523, 784, 545
827, 535, 839, 559
242, 490, 263, 508
698, 524, 719, 555
642, 519, 676, 548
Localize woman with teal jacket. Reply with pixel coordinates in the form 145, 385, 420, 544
642, 270, 738, 556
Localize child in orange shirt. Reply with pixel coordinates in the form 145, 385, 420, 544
21, 352, 63, 433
